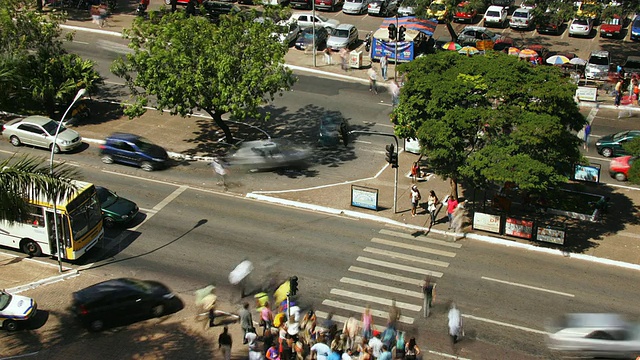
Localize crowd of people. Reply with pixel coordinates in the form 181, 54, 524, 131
408, 182, 466, 232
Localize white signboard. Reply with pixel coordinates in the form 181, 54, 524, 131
351, 185, 378, 210
473, 212, 501, 234
575, 86, 598, 102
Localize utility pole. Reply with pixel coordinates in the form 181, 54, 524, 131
394, 14, 398, 80
312, 3, 317, 67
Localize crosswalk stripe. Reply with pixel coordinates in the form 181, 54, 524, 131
356, 257, 443, 278
348, 266, 424, 286
371, 238, 457, 257
314, 310, 387, 332
363, 247, 450, 268
322, 299, 415, 324
340, 277, 424, 298
380, 229, 463, 248
330, 288, 422, 312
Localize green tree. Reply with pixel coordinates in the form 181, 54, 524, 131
0, 156, 79, 224
392, 51, 584, 198
111, 9, 296, 144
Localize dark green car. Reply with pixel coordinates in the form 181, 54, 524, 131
96, 186, 139, 228
595, 130, 640, 158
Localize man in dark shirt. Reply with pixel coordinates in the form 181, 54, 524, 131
218, 326, 233, 360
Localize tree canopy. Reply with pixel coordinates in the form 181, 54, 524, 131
111, 9, 296, 144
393, 51, 585, 198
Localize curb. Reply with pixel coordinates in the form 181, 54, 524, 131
246, 193, 640, 271
7, 269, 80, 294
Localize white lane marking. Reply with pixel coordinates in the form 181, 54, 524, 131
586, 107, 598, 122
348, 266, 424, 286
583, 155, 604, 161
379, 229, 463, 248
315, 310, 386, 332
356, 257, 443, 277
427, 350, 472, 360
340, 277, 424, 298
131, 185, 188, 231
481, 276, 575, 298
104, 80, 126, 86
72, 40, 89, 44
363, 247, 450, 268
354, 139, 372, 144
330, 289, 422, 312
462, 314, 548, 335
371, 237, 457, 257
100, 170, 177, 185
619, 231, 640, 239
139, 207, 157, 214
322, 299, 414, 324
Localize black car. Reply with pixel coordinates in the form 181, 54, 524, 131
95, 186, 139, 228
536, 16, 564, 35
99, 133, 169, 171
295, 27, 329, 50
201, 0, 241, 22
72, 278, 176, 332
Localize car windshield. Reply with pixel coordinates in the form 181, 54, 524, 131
513, 11, 527, 18
574, 18, 589, 25
316, 15, 329, 22
483, 29, 496, 37
487, 11, 500, 17
333, 29, 350, 37
625, 60, 640, 69
589, 55, 609, 65
41, 120, 65, 135
122, 278, 153, 293
635, 18, 640, 27
133, 136, 156, 152
96, 187, 118, 208
605, 17, 621, 25
0, 291, 11, 310
457, 5, 469, 12
613, 131, 629, 140
347, 0, 363, 3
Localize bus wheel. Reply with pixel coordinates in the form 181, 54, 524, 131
21, 240, 42, 257
4, 319, 18, 331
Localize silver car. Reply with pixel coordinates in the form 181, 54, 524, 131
227, 139, 312, 171
342, 0, 370, 14
2, 115, 82, 153
327, 24, 359, 50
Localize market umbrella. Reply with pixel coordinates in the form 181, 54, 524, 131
570, 57, 587, 66
519, 49, 538, 59
228, 260, 254, 285
442, 41, 462, 51
546, 55, 571, 65
458, 46, 479, 55
507, 47, 520, 56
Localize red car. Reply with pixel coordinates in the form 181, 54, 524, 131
600, 15, 623, 38
609, 155, 635, 181
453, 2, 477, 23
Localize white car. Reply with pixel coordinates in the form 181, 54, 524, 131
0, 290, 37, 331
483, 5, 507, 28
509, 7, 534, 30
397, 1, 416, 16
342, 0, 370, 14
288, 13, 340, 30
327, 24, 359, 50
568, 17, 594, 37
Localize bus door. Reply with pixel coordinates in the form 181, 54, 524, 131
45, 210, 68, 257
45, 210, 59, 256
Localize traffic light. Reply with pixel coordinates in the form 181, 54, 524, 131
388, 23, 397, 40
385, 144, 398, 167
398, 26, 406, 42
289, 276, 298, 296
339, 122, 350, 147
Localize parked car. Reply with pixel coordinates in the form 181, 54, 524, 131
483, 5, 507, 28
96, 186, 139, 228
453, 1, 478, 23
585, 50, 610, 80
397, 0, 416, 16
536, 14, 564, 35
367, 0, 397, 16
99, 133, 169, 171
342, 0, 370, 14
327, 24, 358, 50
623, 56, 640, 78
609, 155, 635, 181
288, 13, 339, 30
201, 1, 241, 23
568, 17, 594, 37
0, 290, 37, 331
71, 278, 176, 332
546, 313, 640, 358
315, 0, 344, 11
596, 130, 640, 157
490, 0, 513, 11
295, 26, 329, 50
227, 139, 312, 171
509, 7, 534, 30
600, 14, 623, 38
2, 115, 82, 153
290, 0, 312, 9
426, 0, 448, 22
631, 14, 640, 41
456, 26, 501, 46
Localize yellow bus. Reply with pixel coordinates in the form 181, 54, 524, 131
0, 180, 104, 260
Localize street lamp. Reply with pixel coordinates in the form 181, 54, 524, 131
49, 88, 86, 272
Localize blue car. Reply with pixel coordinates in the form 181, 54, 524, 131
99, 133, 169, 171
631, 15, 640, 41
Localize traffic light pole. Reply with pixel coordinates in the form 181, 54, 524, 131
394, 15, 398, 81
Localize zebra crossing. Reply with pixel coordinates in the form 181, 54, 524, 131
315, 228, 462, 329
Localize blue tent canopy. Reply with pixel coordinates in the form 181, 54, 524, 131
380, 17, 438, 37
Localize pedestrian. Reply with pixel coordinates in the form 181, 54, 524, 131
362, 305, 373, 340
311, 336, 332, 360
395, 331, 405, 359
410, 162, 419, 183
410, 185, 421, 217
388, 299, 400, 330
341, 348, 353, 360
389, 80, 400, 107
421, 276, 436, 318
212, 158, 228, 190
448, 302, 463, 345
583, 123, 591, 151
634, 79, 640, 105
266, 342, 280, 360
451, 201, 466, 233
261, 301, 274, 336
378, 344, 392, 360
342, 316, 359, 350
380, 55, 388, 81
218, 326, 233, 360
339, 47, 349, 71
246, 329, 263, 360
368, 332, 383, 359
427, 190, 439, 227
368, 66, 378, 94
240, 302, 253, 343
403, 337, 420, 360
324, 47, 333, 65
264, 328, 276, 358
446, 196, 459, 229
615, 79, 623, 107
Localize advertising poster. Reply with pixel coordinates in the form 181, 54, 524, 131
573, 164, 600, 183
536, 225, 566, 245
472, 212, 501, 234
505, 217, 534, 239
372, 41, 414, 62
351, 185, 378, 211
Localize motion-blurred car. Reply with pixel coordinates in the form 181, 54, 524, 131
96, 186, 139, 228
99, 133, 169, 171
453, 1, 478, 23
600, 14, 623, 38
327, 24, 358, 50
509, 7, 534, 30
227, 139, 312, 171
426, 0, 448, 22
546, 313, 640, 358
609, 155, 635, 181
295, 26, 329, 50
631, 15, 640, 41
568, 17, 594, 37
367, 0, 397, 16
0, 290, 37, 331
288, 13, 340, 30
319, 115, 347, 147
342, 0, 370, 14
596, 130, 640, 157
2, 115, 82, 153
483, 5, 507, 28
72, 278, 176, 332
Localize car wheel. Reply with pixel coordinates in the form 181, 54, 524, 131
103, 217, 116, 228
101, 154, 114, 164
141, 161, 154, 171
50, 144, 61, 154
89, 319, 104, 332
21, 239, 42, 257
615, 172, 628, 181
9, 136, 21, 147
151, 304, 165, 317
4, 319, 18, 331
601, 147, 613, 158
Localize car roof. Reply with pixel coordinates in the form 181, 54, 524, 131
625, 55, 640, 63
462, 26, 490, 32
106, 132, 141, 142
590, 50, 609, 57
513, 7, 531, 13
486, 5, 504, 11
73, 278, 147, 303
562, 313, 629, 329
20, 115, 54, 125
335, 23, 356, 30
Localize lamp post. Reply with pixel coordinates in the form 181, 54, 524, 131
312, 2, 317, 67
49, 88, 86, 272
